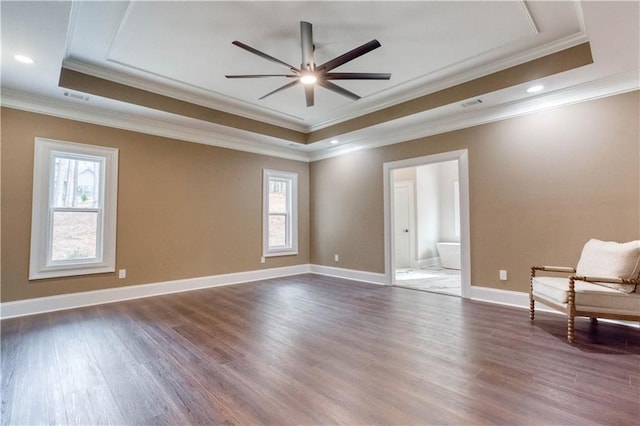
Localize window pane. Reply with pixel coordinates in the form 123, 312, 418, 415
51, 211, 98, 261
268, 180, 288, 214
53, 156, 101, 208
268, 214, 287, 247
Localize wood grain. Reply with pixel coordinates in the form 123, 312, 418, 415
2, 274, 638, 425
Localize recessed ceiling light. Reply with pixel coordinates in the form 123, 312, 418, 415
527, 85, 544, 93
330, 139, 339, 145
14, 54, 34, 64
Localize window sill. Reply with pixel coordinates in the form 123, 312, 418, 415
29, 264, 115, 280
264, 249, 298, 258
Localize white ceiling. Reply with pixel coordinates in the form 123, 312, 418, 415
1, 1, 638, 161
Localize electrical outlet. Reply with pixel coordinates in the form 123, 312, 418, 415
499, 269, 507, 281
334, 254, 339, 262
260, 257, 265, 264
118, 269, 126, 279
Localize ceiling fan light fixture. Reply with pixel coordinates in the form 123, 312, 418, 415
227, 21, 390, 106
300, 73, 317, 85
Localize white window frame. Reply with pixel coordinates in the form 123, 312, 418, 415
29, 138, 119, 280
263, 169, 298, 257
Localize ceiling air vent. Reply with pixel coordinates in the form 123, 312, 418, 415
461, 98, 482, 108
63, 91, 90, 101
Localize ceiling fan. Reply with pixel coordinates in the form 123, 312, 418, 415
226, 21, 391, 107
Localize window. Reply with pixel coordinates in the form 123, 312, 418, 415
29, 138, 118, 279
263, 169, 298, 257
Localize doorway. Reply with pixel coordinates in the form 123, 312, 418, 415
383, 150, 471, 298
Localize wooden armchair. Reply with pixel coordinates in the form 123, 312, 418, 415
529, 239, 640, 342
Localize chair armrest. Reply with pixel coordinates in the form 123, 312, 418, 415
571, 275, 639, 285
532, 265, 576, 274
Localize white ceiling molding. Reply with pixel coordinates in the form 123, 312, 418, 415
62, 58, 309, 132
1, 88, 310, 162
306, 31, 589, 132
307, 70, 640, 161
60, 1, 585, 131
4, 69, 636, 164
62, 21, 588, 136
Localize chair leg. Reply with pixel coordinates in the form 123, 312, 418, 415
567, 314, 575, 343
529, 296, 535, 321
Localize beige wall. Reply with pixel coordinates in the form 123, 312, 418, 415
1, 108, 310, 302
310, 91, 640, 292
2, 91, 639, 302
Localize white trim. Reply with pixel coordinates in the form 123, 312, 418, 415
29, 138, 119, 280
414, 257, 441, 268
0, 89, 310, 163
383, 150, 471, 297
470, 286, 535, 309
307, 70, 640, 162
3, 71, 637, 164
262, 169, 299, 257
470, 285, 639, 328
62, 58, 309, 132
309, 264, 386, 285
3, 267, 637, 330
1, 264, 310, 319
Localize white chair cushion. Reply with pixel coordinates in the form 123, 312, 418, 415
575, 239, 640, 293
532, 276, 640, 316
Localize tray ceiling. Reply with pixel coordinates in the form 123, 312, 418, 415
1, 1, 638, 160
64, 1, 581, 129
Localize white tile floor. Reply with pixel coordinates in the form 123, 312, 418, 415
395, 265, 461, 296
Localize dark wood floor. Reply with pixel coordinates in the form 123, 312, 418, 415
2, 274, 639, 425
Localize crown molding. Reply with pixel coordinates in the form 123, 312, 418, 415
307, 70, 639, 161
63, 26, 588, 137
1, 88, 311, 162
307, 31, 589, 132
3, 69, 636, 164
62, 58, 309, 133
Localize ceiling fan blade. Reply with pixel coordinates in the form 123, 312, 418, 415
226, 74, 298, 78
259, 80, 300, 100
317, 80, 360, 101
232, 41, 298, 72
317, 40, 382, 72
300, 21, 314, 71
325, 72, 391, 80
304, 84, 314, 107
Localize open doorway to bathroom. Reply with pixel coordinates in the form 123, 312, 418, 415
383, 150, 470, 298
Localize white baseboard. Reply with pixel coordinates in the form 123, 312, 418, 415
470, 286, 534, 309
3, 266, 637, 329
413, 257, 440, 268
309, 264, 386, 285
470, 285, 639, 328
0, 264, 310, 319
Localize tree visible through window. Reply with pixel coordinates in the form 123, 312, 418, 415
51, 155, 101, 261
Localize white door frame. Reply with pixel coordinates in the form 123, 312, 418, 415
383, 149, 471, 298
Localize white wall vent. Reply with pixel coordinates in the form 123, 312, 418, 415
63, 91, 90, 101
461, 99, 483, 108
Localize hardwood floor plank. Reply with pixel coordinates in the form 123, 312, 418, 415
2, 274, 638, 424
1, 315, 67, 425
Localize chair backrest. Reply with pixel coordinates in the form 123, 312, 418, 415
576, 239, 640, 293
